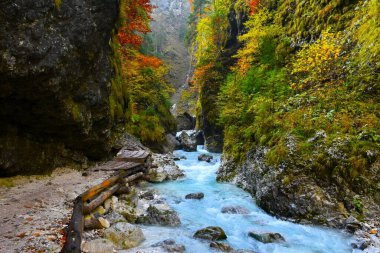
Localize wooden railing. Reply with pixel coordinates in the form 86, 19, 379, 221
61, 150, 151, 253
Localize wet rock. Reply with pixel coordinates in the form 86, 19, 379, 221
198, 154, 213, 163
185, 192, 204, 200
194, 226, 227, 241
345, 216, 362, 233
152, 239, 186, 252
137, 205, 181, 227
216, 145, 366, 228
195, 131, 205, 145
234, 250, 257, 253
210, 241, 234, 252
147, 154, 184, 183
82, 239, 115, 253
104, 212, 126, 225
176, 112, 195, 131
177, 131, 197, 152
248, 231, 285, 244
104, 223, 145, 249
139, 190, 155, 200
221, 206, 249, 214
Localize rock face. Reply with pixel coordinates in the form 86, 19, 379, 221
217, 146, 380, 228
104, 222, 145, 249
193, 226, 227, 241
248, 231, 285, 244
176, 112, 196, 131
0, 0, 120, 176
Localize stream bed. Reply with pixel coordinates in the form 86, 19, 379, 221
133, 146, 354, 253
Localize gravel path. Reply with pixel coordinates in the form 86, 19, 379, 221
0, 166, 114, 252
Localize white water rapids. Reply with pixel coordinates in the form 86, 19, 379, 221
128, 146, 355, 253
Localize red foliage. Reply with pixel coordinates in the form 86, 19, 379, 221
137, 55, 163, 68
118, 0, 153, 48
247, 0, 260, 15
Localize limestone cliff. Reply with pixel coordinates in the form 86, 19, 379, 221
0, 0, 119, 176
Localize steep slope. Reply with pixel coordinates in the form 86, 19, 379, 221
144, 0, 191, 110
190, 0, 380, 227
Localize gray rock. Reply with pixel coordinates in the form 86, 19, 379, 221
176, 112, 195, 131
234, 250, 257, 253
104, 223, 145, 249
345, 216, 362, 233
194, 226, 227, 241
178, 131, 197, 152
104, 212, 127, 225
82, 239, 115, 253
210, 241, 234, 252
152, 239, 186, 252
185, 192, 204, 200
148, 154, 184, 182
248, 231, 285, 244
198, 154, 214, 162
0, 0, 121, 176
137, 205, 181, 227
221, 206, 249, 214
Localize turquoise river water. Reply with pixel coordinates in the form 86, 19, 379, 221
132, 146, 355, 253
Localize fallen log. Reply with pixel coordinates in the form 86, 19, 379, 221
62, 197, 84, 253
83, 184, 120, 215
80, 166, 144, 203
122, 172, 144, 184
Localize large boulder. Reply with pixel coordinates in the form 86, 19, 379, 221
209, 241, 234, 252
0, 0, 120, 176
198, 154, 213, 163
176, 112, 195, 131
185, 192, 204, 200
248, 231, 285, 244
193, 226, 227, 241
104, 223, 145, 249
177, 131, 197, 152
82, 239, 115, 253
151, 239, 186, 253
147, 154, 184, 183
137, 205, 181, 227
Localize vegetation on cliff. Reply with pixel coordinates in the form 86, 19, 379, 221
110, 0, 176, 145
189, 0, 379, 222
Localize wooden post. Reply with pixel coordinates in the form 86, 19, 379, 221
62, 197, 84, 253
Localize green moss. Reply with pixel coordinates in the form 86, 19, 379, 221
0, 178, 14, 188
54, 0, 62, 9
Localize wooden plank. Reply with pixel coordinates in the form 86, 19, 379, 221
115, 150, 151, 163
80, 165, 144, 203
91, 161, 141, 172
62, 197, 84, 253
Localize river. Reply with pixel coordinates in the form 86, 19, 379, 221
134, 146, 354, 253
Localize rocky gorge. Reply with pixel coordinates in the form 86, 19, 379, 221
0, 0, 379, 252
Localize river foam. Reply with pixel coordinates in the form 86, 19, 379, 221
131, 146, 355, 253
